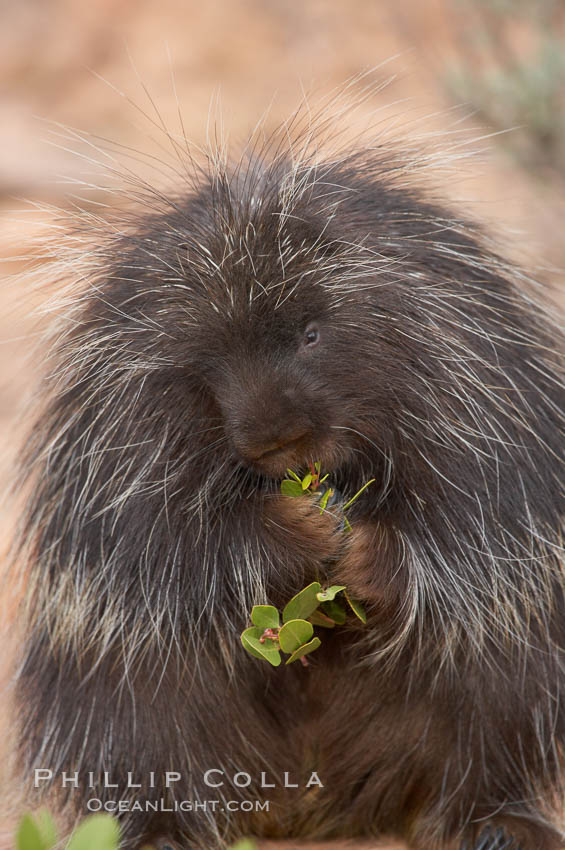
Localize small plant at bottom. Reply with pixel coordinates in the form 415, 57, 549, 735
16, 810, 257, 850
16, 810, 119, 850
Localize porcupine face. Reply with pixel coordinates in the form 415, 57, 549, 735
103, 161, 401, 489
194, 216, 393, 482
194, 252, 381, 482
179, 222, 337, 479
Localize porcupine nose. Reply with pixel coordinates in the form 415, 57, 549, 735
230, 384, 315, 467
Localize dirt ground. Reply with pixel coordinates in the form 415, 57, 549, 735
1, 1, 564, 848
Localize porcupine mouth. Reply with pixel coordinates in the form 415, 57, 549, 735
255, 437, 305, 462
242, 441, 310, 480
234, 429, 344, 488
248, 455, 341, 495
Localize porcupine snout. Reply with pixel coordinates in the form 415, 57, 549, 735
218, 365, 321, 476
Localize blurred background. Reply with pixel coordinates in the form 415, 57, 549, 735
0, 1, 564, 847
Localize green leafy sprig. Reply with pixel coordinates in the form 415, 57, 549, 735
281, 462, 374, 531
241, 581, 367, 667
241, 463, 374, 667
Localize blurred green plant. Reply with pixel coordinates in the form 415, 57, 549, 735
16, 811, 118, 850
447, 0, 565, 175
16, 810, 257, 850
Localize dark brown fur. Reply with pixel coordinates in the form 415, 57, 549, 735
11, 138, 565, 850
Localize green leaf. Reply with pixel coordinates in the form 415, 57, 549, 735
278, 619, 314, 653
16, 815, 44, 850
343, 478, 375, 511
301, 472, 312, 490
241, 627, 268, 660
286, 636, 322, 664
230, 840, 258, 850
280, 479, 304, 498
308, 609, 336, 628
286, 468, 302, 483
318, 487, 333, 512
345, 593, 367, 624
35, 811, 57, 849
320, 599, 347, 625
66, 814, 120, 850
250, 605, 279, 630
282, 582, 322, 623
316, 585, 346, 602
241, 627, 281, 666
314, 461, 320, 473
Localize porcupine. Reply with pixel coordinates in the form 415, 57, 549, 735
9, 101, 565, 850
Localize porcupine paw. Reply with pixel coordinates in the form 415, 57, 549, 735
461, 827, 520, 850
332, 519, 396, 607
263, 486, 345, 567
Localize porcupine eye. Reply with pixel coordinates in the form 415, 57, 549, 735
303, 323, 320, 348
